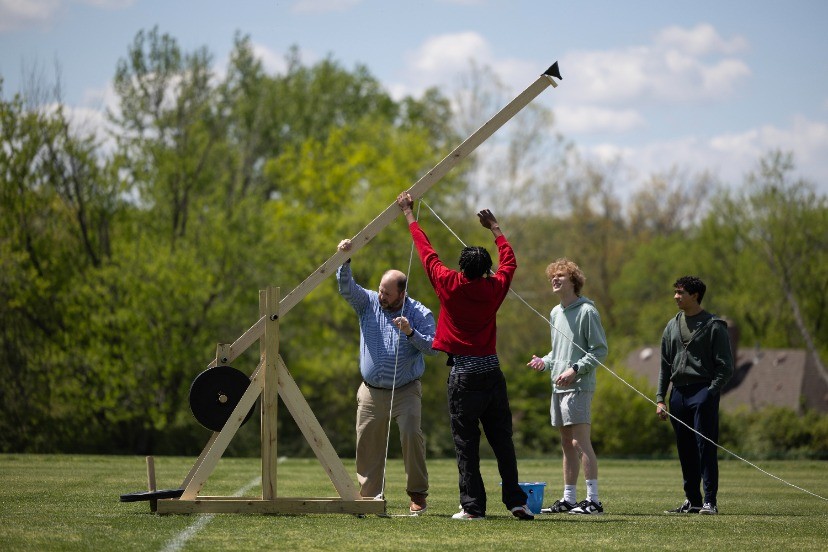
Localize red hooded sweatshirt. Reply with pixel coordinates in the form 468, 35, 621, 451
408, 221, 516, 356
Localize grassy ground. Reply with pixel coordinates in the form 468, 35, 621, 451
0, 454, 826, 551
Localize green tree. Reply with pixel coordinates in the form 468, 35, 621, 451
0, 81, 122, 451
698, 151, 828, 372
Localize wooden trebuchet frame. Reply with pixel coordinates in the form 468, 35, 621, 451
154, 62, 562, 515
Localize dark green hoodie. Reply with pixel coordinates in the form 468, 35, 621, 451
657, 311, 733, 403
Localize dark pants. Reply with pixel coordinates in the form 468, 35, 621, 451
447, 369, 527, 516
669, 382, 721, 506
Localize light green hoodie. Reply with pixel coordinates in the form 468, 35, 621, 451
540, 296, 608, 393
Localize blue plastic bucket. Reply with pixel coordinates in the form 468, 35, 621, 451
519, 482, 546, 514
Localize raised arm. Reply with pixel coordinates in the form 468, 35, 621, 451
397, 192, 416, 224
477, 209, 503, 239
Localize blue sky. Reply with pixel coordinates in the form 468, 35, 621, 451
2, 0, 827, 197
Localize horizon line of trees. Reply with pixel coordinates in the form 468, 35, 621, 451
2, 27, 826, 459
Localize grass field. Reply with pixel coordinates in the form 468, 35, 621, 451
1, 454, 826, 551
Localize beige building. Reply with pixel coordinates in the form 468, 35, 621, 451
625, 345, 828, 414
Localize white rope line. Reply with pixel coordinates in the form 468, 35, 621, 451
378, 201, 422, 507
420, 199, 828, 503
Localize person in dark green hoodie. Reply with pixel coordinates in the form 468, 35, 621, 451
657, 276, 733, 516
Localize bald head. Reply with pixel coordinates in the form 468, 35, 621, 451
378, 270, 407, 311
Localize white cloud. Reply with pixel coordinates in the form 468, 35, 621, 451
408, 31, 491, 78
210, 43, 317, 86
557, 23, 751, 107
560, 47, 750, 106
393, 23, 751, 114
251, 44, 290, 75
655, 23, 749, 56
393, 31, 538, 101
0, 0, 60, 31
292, 0, 362, 14
64, 103, 117, 150
710, 116, 828, 171
554, 104, 645, 134
580, 116, 828, 196
0, 0, 134, 32
250, 43, 318, 75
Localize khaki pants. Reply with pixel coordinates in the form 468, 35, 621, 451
356, 380, 428, 498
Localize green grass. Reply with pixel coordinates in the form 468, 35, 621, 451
1, 454, 826, 551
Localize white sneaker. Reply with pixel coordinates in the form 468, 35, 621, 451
699, 502, 718, 515
510, 504, 535, 520
451, 509, 484, 520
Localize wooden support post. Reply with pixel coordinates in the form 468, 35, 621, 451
261, 287, 280, 499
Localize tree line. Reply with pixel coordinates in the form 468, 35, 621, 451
1, 28, 826, 459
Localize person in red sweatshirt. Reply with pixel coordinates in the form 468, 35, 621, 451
396, 191, 533, 521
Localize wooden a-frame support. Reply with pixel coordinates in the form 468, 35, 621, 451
155, 63, 561, 515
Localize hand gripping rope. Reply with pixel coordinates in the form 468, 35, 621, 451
417, 199, 828, 504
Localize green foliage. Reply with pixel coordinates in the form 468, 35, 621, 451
591, 366, 674, 456
2, 28, 826, 460
721, 406, 828, 459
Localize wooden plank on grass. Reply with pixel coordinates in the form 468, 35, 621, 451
157, 497, 386, 515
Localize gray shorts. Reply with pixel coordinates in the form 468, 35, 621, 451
550, 390, 593, 427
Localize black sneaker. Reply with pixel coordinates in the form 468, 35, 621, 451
665, 499, 701, 514
540, 499, 576, 514
699, 502, 718, 515
569, 499, 604, 515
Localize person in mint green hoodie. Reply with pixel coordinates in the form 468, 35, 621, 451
526, 258, 608, 515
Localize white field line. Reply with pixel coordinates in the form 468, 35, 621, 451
159, 471, 265, 552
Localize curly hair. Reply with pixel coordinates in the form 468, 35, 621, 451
674, 275, 706, 304
459, 246, 493, 280
545, 258, 586, 296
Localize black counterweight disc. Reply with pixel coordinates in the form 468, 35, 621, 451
189, 366, 255, 432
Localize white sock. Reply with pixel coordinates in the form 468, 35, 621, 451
563, 485, 577, 504
586, 479, 599, 503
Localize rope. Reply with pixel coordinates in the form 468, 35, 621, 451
419, 199, 828, 503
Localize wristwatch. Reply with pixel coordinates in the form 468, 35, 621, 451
570, 364, 579, 374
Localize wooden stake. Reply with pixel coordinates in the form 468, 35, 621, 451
146, 456, 157, 513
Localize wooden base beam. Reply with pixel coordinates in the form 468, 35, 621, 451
156, 497, 386, 515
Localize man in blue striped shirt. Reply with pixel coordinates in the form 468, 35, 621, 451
337, 239, 438, 513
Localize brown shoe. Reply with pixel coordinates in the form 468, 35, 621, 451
409, 492, 427, 513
